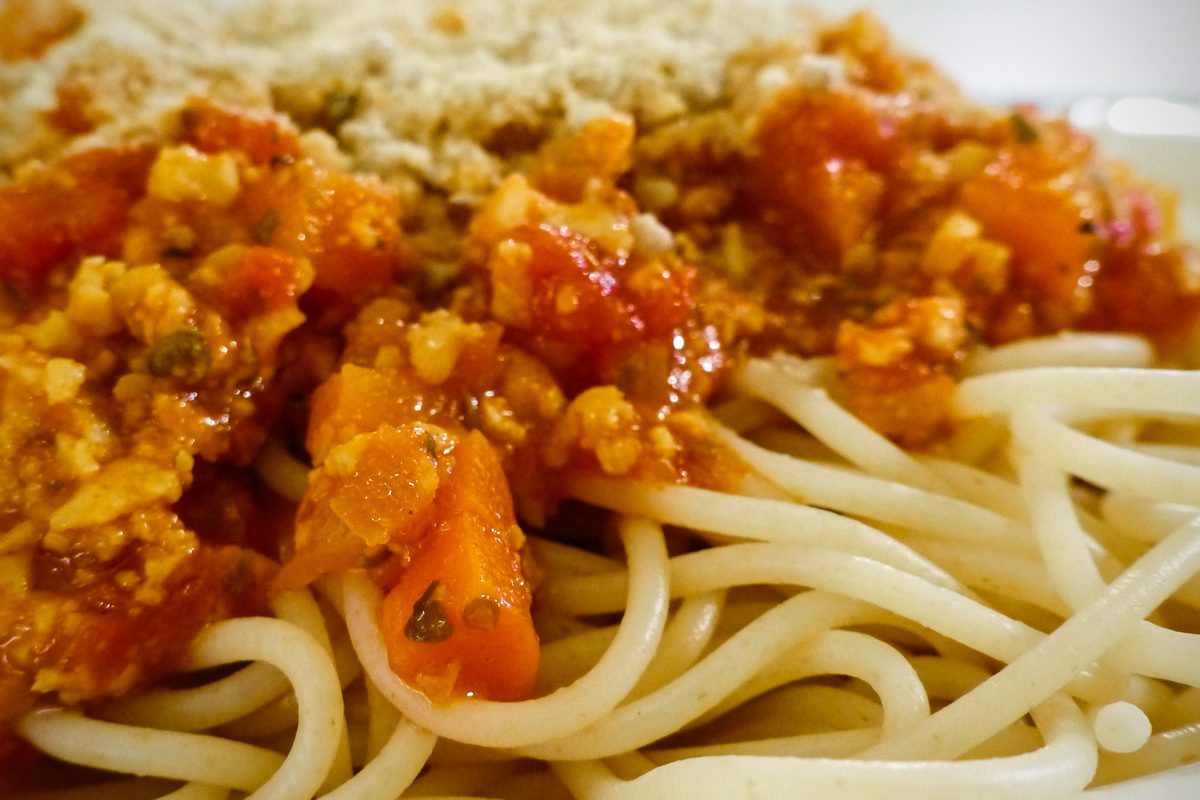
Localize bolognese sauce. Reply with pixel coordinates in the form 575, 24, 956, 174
1, 11, 1199, 772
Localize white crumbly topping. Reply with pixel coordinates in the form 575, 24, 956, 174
0, 0, 822, 198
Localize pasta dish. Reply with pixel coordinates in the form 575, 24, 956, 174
2, 1, 1199, 798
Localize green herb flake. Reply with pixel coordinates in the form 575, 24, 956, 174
425, 433, 438, 458
404, 581, 455, 643
1010, 112, 1040, 144
147, 328, 211, 383
462, 596, 500, 632
252, 208, 279, 244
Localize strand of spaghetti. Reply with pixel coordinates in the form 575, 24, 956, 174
95, 583, 335, 736
554, 694, 1094, 800
1116, 626, 1200, 686
1123, 443, 1200, 466
341, 516, 669, 747
527, 535, 626, 574
18, 616, 343, 796
16, 710, 283, 791
365, 677, 402, 763
1014, 409, 1200, 684
214, 597, 366, 742
270, 590, 354, 790
542, 545, 1042, 662
902, 537, 1065, 614
513, 594, 883, 760
963, 333, 1155, 375
705, 682, 883, 738
716, 424, 1033, 552
1103, 492, 1200, 544
254, 436, 310, 503
735, 358, 949, 492
321, 718, 436, 800
565, 476, 959, 586
192, 617, 344, 800
1012, 408, 1108, 608
631, 590, 724, 698
1021, 411, 1200, 505
956, 367, 1200, 417
1092, 723, 1200, 785
536, 624, 620, 690
651, 719, 1042, 762
925, 441, 1142, 568
914, 455, 1020, 516
96, 661, 290, 732
650, 727, 882, 760
160, 785, 231, 800
864, 516, 1200, 762
690, 629, 931, 742
404, 761, 525, 798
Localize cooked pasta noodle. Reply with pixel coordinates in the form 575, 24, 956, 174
4, 0, 1200, 797
15, 343, 1200, 797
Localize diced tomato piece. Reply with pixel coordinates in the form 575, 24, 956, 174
496, 225, 693, 391
625, 259, 695, 337
1088, 239, 1200, 346
960, 168, 1094, 331
307, 364, 448, 464
753, 89, 898, 260
299, 170, 406, 318
377, 431, 537, 702
512, 224, 640, 340
529, 115, 634, 202
277, 425, 444, 592
235, 160, 406, 322
179, 98, 301, 165
190, 245, 312, 322
0, 146, 154, 291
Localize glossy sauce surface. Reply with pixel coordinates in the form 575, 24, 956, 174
2, 13, 1199, 762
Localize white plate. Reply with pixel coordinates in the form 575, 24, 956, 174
1089, 761, 1200, 799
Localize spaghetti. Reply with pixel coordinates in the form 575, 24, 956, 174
2, 0, 1200, 798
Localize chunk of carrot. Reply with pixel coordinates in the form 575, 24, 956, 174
377, 431, 538, 702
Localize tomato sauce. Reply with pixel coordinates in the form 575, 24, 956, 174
0, 100, 408, 745
2, 12, 1200, 760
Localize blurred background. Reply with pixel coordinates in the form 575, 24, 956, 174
808, 0, 1200, 102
